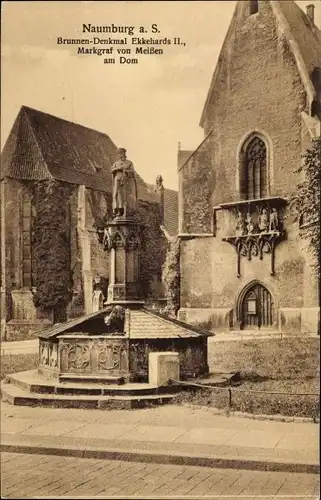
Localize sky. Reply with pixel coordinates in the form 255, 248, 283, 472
1, 1, 321, 190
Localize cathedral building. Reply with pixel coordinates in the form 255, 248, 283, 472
177, 1, 320, 334
0, 106, 178, 339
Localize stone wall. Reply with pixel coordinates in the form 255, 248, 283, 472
67, 187, 85, 318
2, 177, 169, 338
179, 208, 318, 332
138, 201, 166, 299
200, 1, 307, 205
179, 135, 214, 234
178, 1, 319, 333
2, 180, 38, 326
129, 337, 208, 382
3, 179, 23, 294
86, 188, 110, 301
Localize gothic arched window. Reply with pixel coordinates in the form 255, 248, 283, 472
244, 136, 267, 200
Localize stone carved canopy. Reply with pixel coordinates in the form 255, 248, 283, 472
103, 227, 140, 252
216, 197, 287, 277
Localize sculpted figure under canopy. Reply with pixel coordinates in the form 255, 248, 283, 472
111, 148, 137, 217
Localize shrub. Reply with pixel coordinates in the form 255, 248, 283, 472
289, 137, 320, 274
162, 237, 180, 316
31, 180, 75, 316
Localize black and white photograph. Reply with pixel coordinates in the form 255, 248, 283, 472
0, 1, 320, 498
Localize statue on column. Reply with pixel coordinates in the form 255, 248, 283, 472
111, 148, 137, 217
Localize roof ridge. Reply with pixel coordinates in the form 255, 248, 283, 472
270, 0, 316, 114
200, 0, 319, 127
39, 307, 111, 339
141, 308, 213, 336
22, 105, 114, 142
199, 2, 239, 128
0, 112, 19, 177
178, 129, 214, 172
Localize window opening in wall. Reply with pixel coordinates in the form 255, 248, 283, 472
244, 136, 267, 200
250, 0, 259, 15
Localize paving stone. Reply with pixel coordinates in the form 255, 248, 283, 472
21, 419, 88, 436
1, 417, 51, 434
276, 472, 320, 495
238, 469, 286, 496
66, 422, 138, 439
15, 457, 97, 497
187, 470, 231, 495
1, 453, 319, 498
225, 429, 284, 448
174, 426, 237, 445
208, 469, 253, 496
276, 433, 319, 450
119, 424, 187, 442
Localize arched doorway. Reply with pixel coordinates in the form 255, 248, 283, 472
238, 282, 274, 329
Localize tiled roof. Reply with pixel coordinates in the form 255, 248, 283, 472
1, 107, 51, 181
38, 308, 110, 339
39, 306, 213, 340
163, 188, 178, 236
128, 308, 212, 339
146, 181, 179, 236
1, 106, 159, 202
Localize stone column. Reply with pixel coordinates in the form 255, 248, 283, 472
155, 175, 164, 224
177, 144, 184, 234
104, 217, 143, 303
77, 186, 93, 315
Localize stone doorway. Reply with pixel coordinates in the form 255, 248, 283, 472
239, 282, 274, 330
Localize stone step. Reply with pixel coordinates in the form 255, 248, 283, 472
58, 373, 126, 385
1, 382, 177, 410
5, 371, 180, 397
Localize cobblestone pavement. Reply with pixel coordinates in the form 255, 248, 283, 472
1, 453, 319, 499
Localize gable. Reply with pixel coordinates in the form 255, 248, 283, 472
1, 108, 51, 181
1, 106, 162, 203
24, 106, 117, 192
200, 1, 321, 128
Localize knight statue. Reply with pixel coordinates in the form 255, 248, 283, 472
111, 148, 137, 218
